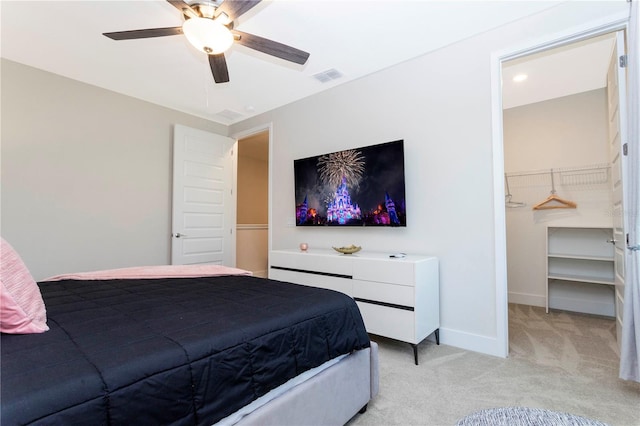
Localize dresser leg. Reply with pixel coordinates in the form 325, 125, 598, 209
412, 344, 419, 365
435, 329, 440, 345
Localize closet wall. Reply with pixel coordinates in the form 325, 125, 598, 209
504, 89, 613, 308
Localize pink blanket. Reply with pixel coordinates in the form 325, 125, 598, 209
42, 264, 252, 282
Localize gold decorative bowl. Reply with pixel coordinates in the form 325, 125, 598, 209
332, 245, 362, 255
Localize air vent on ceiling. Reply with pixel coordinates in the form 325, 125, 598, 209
215, 109, 244, 121
312, 68, 343, 83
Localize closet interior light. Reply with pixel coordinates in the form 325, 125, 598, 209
513, 73, 528, 82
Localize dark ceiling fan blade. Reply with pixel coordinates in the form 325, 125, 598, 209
232, 30, 309, 65
166, 0, 199, 19
209, 54, 230, 83
216, 0, 261, 21
103, 27, 183, 40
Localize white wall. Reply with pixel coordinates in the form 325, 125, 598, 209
230, 2, 629, 356
0, 1, 628, 357
504, 89, 613, 307
1, 59, 228, 280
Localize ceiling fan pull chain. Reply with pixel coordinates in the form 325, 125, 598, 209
205, 67, 210, 109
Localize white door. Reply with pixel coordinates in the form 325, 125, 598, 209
172, 124, 236, 266
607, 30, 628, 350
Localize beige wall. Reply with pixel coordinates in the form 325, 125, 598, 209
1, 59, 228, 280
236, 132, 269, 276
237, 144, 268, 225
503, 89, 613, 306
236, 228, 268, 277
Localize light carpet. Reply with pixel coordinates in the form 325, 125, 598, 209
348, 304, 640, 426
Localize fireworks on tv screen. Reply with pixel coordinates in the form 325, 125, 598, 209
294, 140, 406, 227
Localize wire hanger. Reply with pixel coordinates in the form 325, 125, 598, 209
504, 174, 525, 208
532, 169, 577, 210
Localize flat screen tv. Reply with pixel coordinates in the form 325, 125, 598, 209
294, 139, 406, 227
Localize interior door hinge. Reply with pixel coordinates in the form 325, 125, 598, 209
619, 55, 627, 68
623, 143, 628, 156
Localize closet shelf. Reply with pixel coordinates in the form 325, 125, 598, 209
547, 253, 614, 262
548, 274, 615, 286
545, 226, 616, 316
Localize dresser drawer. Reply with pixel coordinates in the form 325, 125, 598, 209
271, 251, 352, 276
353, 259, 415, 286
352, 280, 414, 307
269, 269, 353, 296
356, 301, 416, 343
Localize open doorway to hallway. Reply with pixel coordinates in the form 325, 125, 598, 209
236, 130, 269, 277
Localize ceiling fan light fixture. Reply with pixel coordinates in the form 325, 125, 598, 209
182, 17, 233, 54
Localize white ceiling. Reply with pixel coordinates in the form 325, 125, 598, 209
502, 32, 616, 109
0, 1, 624, 125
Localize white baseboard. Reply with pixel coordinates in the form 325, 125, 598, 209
508, 292, 545, 308
439, 327, 506, 358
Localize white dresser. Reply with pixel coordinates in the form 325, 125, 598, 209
269, 249, 440, 364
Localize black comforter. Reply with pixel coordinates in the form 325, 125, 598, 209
1, 275, 370, 425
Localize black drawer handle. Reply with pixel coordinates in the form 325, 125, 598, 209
354, 298, 414, 311
270, 266, 352, 279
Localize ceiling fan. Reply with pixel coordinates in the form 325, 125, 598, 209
103, 0, 310, 84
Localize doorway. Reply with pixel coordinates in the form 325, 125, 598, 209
491, 17, 629, 358
503, 34, 620, 358
496, 26, 628, 359
235, 129, 270, 277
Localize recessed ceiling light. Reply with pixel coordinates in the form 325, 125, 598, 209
513, 73, 528, 82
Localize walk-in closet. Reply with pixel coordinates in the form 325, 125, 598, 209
502, 31, 626, 355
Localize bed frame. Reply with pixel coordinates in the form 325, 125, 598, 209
231, 342, 379, 425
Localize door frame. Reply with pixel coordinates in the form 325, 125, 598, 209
231, 123, 274, 259
490, 14, 629, 357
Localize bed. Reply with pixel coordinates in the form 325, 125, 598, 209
0, 244, 378, 426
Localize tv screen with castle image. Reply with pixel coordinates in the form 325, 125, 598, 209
294, 139, 407, 227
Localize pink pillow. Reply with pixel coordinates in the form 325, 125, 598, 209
1, 238, 49, 334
